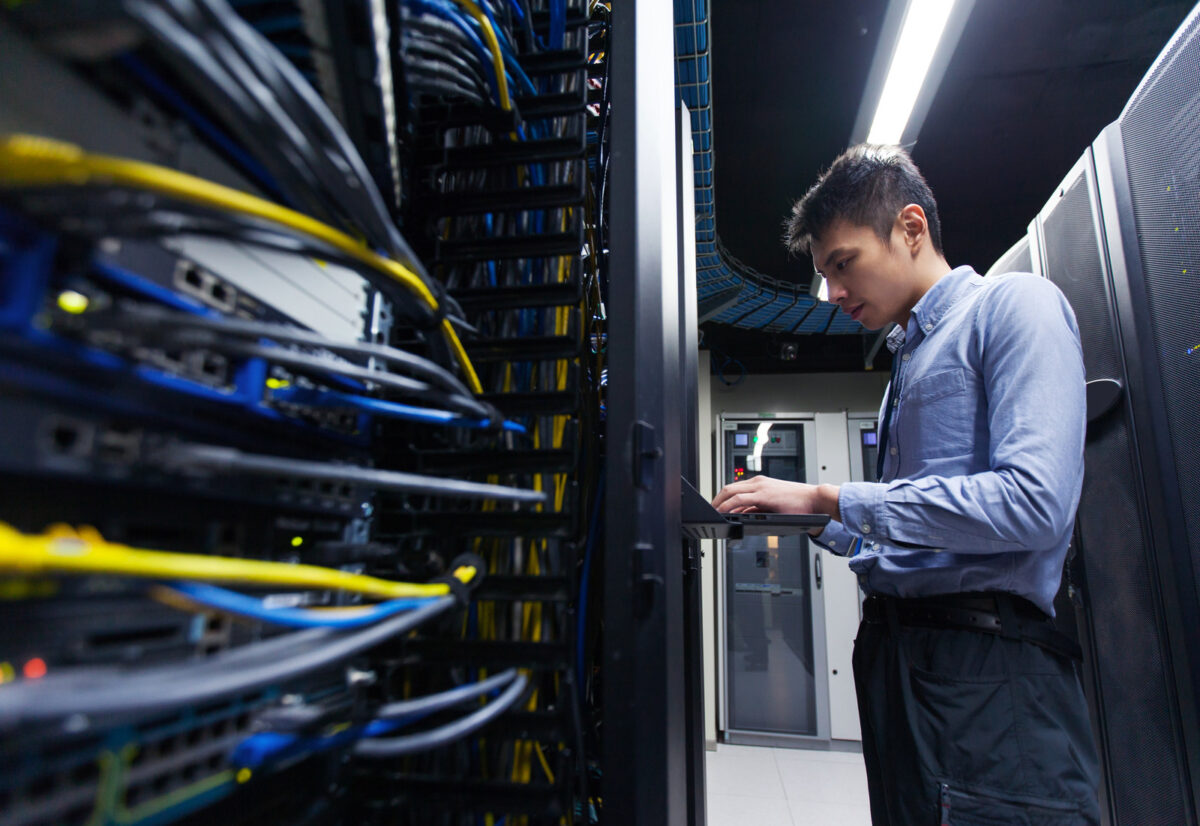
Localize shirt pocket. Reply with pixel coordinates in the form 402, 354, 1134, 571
902, 367, 975, 457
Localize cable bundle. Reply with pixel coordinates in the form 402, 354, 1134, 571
0, 1, 600, 824
335, 1, 604, 823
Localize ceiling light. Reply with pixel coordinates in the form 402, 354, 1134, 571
867, 0, 958, 144
852, 0, 974, 146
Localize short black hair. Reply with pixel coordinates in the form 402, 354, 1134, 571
784, 144, 943, 258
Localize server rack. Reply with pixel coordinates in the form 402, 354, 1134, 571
1026, 7, 1200, 821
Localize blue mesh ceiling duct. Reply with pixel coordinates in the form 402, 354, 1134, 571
674, 0, 863, 334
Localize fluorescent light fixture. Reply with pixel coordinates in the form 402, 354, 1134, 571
816, 279, 829, 302
865, 0, 960, 145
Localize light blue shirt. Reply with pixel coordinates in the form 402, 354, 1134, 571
813, 265, 1086, 616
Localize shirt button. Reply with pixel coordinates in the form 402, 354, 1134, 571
901, 353, 911, 361
861, 524, 872, 534
892, 398, 899, 408
829, 541, 837, 548
923, 322, 933, 332
889, 446, 897, 456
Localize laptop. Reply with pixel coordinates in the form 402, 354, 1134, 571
680, 478, 829, 541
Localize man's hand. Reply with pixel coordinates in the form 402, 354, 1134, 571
712, 476, 841, 535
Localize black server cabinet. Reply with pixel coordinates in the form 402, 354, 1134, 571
602, 1, 694, 824
1036, 145, 1195, 826
677, 103, 708, 826
1035, 8, 1200, 820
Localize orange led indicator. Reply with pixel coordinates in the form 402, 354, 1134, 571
23, 658, 47, 680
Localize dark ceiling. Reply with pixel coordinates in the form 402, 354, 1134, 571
709, 0, 1194, 285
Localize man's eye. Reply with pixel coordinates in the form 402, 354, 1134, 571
836, 258, 850, 271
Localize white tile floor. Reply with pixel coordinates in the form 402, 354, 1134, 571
705, 743, 873, 826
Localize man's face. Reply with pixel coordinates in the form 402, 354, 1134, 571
810, 217, 921, 331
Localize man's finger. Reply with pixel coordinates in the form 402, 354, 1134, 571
712, 482, 746, 510
715, 491, 744, 513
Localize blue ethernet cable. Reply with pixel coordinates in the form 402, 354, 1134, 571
407, 0, 503, 104
475, 2, 538, 96
161, 581, 438, 629
550, 0, 566, 50
271, 384, 527, 433
230, 670, 519, 770
230, 717, 408, 770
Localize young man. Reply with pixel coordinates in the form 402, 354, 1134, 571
712, 144, 1101, 824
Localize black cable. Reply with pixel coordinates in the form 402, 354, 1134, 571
0, 596, 455, 731
401, 15, 492, 103
518, 0, 537, 52
193, 0, 446, 307
185, 0, 399, 253
124, 0, 332, 223
404, 42, 490, 97
405, 61, 489, 102
353, 672, 528, 758
403, 14, 488, 65
162, 443, 549, 504
159, 334, 487, 415
374, 668, 518, 720
107, 303, 475, 399
408, 76, 487, 106
5, 185, 464, 332
127, 0, 459, 323
405, 35, 488, 90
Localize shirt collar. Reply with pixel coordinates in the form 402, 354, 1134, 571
907, 265, 981, 339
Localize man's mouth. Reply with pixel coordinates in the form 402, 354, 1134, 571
849, 303, 865, 321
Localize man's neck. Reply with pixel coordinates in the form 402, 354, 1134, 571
899, 257, 953, 327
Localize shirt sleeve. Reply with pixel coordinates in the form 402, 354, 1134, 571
837, 276, 1086, 554
810, 519, 860, 557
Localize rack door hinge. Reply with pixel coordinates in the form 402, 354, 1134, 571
632, 420, 661, 489
632, 542, 662, 618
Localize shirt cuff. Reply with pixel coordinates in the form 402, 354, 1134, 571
810, 519, 857, 557
838, 482, 888, 543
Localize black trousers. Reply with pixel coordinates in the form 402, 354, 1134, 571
852, 601, 1101, 825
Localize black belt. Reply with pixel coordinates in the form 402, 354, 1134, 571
863, 592, 1083, 662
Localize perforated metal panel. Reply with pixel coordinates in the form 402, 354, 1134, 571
1039, 153, 1188, 824
985, 234, 1033, 277
1120, 6, 1200, 591
1042, 170, 1123, 383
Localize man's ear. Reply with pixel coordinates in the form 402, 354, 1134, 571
897, 204, 928, 256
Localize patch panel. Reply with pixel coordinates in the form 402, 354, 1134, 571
0, 686, 348, 826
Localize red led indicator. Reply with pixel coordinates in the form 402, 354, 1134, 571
23, 658, 47, 680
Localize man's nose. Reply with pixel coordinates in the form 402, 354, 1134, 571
826, 281, 848, 304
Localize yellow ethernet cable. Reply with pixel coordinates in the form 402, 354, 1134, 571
0, 522, 475, 600
0, 134, 482, 393
449, 0, 513, 112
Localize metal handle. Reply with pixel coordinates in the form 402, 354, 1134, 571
814, 548, 823, 590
